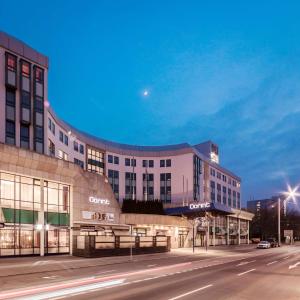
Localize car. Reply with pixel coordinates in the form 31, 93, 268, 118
257, 241, 271, 249
266, 238, 279, 247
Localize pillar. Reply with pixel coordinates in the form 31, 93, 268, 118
247, 220, 250, 244
226, 216, 230, 245
213, 216, 216, 246
39, 179, 45, 257
238, 218, 241, 245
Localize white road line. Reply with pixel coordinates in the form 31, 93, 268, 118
289, 262, 300, 270
237, 269, 256, 276
147, 264, 157, 267
168, 284, 213, 300
267, 261, 278, 266
236, 260, 256, 266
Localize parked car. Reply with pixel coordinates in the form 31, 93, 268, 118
257, 241, 271, 249
266, 238, 279, 247
251, 238, 261, 244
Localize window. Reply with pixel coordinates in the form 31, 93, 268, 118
113, 156, 119, 164
149, 160, 154, 168
217, 183, 221, 203
5, 120, 15, 145
108, 155, 113, 163
59, 131, 63, 142
233, 191, 237, 208
143, 173, 154, 201
20, 125, 30, 149
21, 61, 30, 77
48, 118, 56, 135
217, 172, 221, 179
6, 53, 17, 87
160, 173, 171, 203
87, 147, 105, 175
210, 181, 216, 202
48, 139, 55, 156
58, 150, 68, 161
74, 158, 84, 169
142, 160, 148, 168
193, 155, 202, 201
125, 158, 130, 166
228, 189, 232, 206
108, 170, 119, 201
210, 168, 215, 177
74, 141, 79, 152
131, 159, 136, 167
222, 186, 227, 205
160, 160, 165, 167
166, 159, 171, 167
64, 134, 68, 146
79, 144, 84, 155
6, 89, 16, 107
125, 172, 136, 200
222, 175, 227, 182
35, 67, 43, 83
7, 53, 16, 72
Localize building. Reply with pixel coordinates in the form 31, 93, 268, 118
0, 31, 253, 257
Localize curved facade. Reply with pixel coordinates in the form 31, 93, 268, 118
0, 30, 241, 209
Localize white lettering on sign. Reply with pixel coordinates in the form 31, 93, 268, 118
89, 197, 110, 205
189, 202, 211, 210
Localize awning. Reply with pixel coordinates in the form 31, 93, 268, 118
164, 202, 234, 217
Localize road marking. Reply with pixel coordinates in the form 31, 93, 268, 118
237, 269, 256, 276
96, 270, 116, 275
267, 261, 278, 266
236, 260, 256, 266
168, 284, 213, 300
147, 264, 157, 267
289, 262, 300, 270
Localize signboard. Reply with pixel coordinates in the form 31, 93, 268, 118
89, 197, 110, 205
82, 211, 114, 222
189, 202, 211, 210
284, 230, 293, 237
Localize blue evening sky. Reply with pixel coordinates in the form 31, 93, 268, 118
1, 1, 300, 206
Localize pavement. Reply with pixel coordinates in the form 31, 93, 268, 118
0, 244, 299, 299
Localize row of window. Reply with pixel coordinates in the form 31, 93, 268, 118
210, 168, 240, 188
108, 170, 171, 202
210, 181, 241, 208
108, 155, 119, 165
123, 158, 171, 167
73, 141, 84, 154
5, 52, 44, 153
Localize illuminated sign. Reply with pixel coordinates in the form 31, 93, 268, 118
89, 197, 110, 205
189, 202, 211, 210
82, 211, 114, 222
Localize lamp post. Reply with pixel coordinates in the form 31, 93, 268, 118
278, 185, 300, 246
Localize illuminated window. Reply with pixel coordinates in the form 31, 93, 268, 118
87, 147, 105, 175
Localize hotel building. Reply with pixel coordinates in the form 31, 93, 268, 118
0, 31, 253, 257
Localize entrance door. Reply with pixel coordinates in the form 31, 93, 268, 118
195, 231, 206, 247
178, 234, 186, 248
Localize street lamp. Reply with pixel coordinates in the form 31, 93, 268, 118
278, 185, 300, 246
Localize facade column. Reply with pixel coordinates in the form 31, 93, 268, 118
247, 220, 250, 244
39, 179, 45, 257
226, 216, 230, 245
69, 185, 73, 255
238, 218, 241, 245
213, 216, 216, 246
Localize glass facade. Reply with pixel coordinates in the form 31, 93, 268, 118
0, 172, 70, 256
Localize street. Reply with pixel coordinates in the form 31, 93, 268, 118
0, 245, 299, 299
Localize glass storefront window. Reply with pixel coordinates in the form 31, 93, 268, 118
0, 171, 70, 256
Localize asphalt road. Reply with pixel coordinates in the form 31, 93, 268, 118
0, 245, 299, 300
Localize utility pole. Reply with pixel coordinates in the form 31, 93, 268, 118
278, 197, 281, 246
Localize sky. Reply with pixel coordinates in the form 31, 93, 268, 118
1, 1, 300, 206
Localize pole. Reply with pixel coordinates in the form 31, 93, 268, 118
130, 225, 133, 260
278, 197, 281, 246
192, 223, 195, 253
